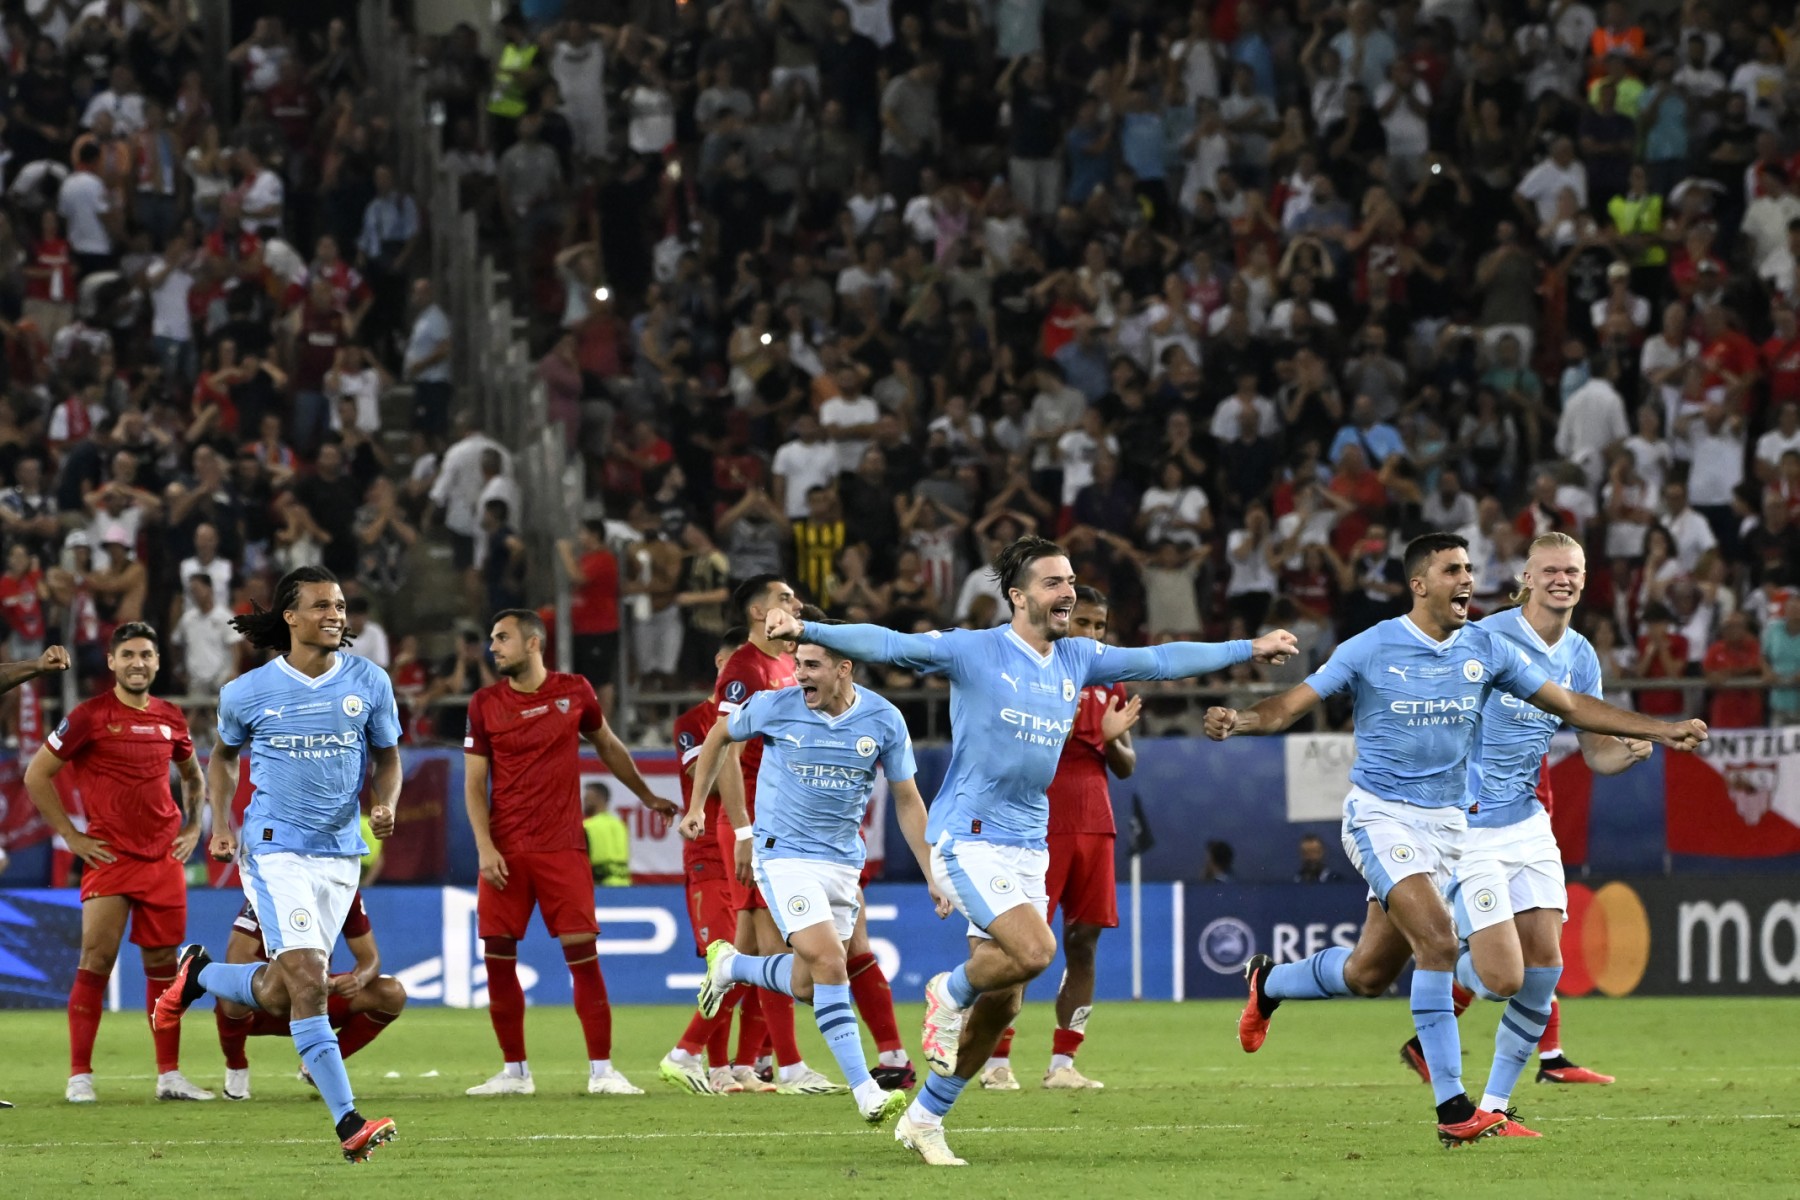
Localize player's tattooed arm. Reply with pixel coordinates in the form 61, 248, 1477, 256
207, 741, 241, 861
1205, 683, 1325, 740
0, 644, 70, 693
171, 754, 206, 862
368, 744, 401, 839
587, 723, 677, 817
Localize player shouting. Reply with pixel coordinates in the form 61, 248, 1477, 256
463, 609, 676, 1097
688, 624, 939, 1124
984, 586, 1139, 1091
1207, 533, 1705, 1146
154, 566, 400, 1163
216, 889, 407, 1100
766, 535, 1296, 1166
25, 629, 209, 1103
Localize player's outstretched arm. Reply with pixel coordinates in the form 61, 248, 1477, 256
0, 645, 70, 694
766, 611, 960, 673
23, 746, 113, 866
1204, 683, 1325, 740
587, 723, 677, 817
1085, 629, 1298, 686
206, 741, 241, 862
889, 777, 953, 918
1578, 731, 1656, 775
1527, 682, 1708, 751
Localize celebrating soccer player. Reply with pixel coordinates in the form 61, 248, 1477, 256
462, 608, 677, 1098
153, 566, 401, 1163
764, 535, 1296, 1166
216, 890, 407, 1101
23, 630, 208, 1103
983, 586, 1140, 1092
1207, 532, 1705, 1146
687, 624, 940, 1124
1384, 533, 1637, 1131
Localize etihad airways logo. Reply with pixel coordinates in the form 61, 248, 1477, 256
1388, 697, 1479, 716
1001, 709, 1076, 735
268, 731, 361, 753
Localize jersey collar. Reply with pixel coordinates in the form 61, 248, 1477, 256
1399, 614, 1463, 652
1004, 626, 1054, 667
275, 654, 345, 689
812, 687, 863, 727
1512, 606, 1566, 654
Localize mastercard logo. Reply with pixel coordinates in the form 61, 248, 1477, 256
1560, 882, 1651, 997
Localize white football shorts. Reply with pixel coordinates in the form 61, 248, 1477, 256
755, 855, 862, 942
1341, 787, 1467, 908
240, 850, 359, 956
1449, 809, 1567, 939
931, 834, 1049, 940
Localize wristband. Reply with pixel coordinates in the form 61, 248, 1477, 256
734, 826, 754, 842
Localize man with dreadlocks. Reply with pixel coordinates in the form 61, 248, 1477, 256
153, 566, 401, 1163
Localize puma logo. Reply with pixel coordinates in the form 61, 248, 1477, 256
1000, 672, 1021, 692
1386, 666, 1409, 683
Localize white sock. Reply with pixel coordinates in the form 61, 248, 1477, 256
589, 1059, 611, 1076
905, 1098, 940, 1127
986, 1056, 1009, 1071
755, 1055, 773, 1072
853, 1079, 884, 1108
504, 1061, 530, 1078
1048, 1054, 1074, 1073
1480, 1092, 1509, 1113
778, 1061, 810, 1083
878, 1049, 909, 1068
669, 1048, 700, 1065
1539, 1046, 1562, 1060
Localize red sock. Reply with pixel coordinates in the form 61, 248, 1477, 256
733, 988, 766, 1067
992, 1027, 1016, 1059
68, 967, 107, 1076
1452, 983, 1474, 1017
326, 992, 352, 1026
676, 1011, 714, 1057
1051, 1027, 1085, 1058
146, 973, 182, 1075
847, 952, 903, 1054
706, 998, 735, 1067
1538, 997, 1562, 1055
336, 1011, 398, 1059
482, 938, 528, 1062
246, 1012, 291, 1037
760, 989, 801, 1067
565, 941, 612, 1060
679, 985, 744, 1060
215, 1008, 255, 1071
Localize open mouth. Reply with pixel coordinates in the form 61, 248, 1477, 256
1050, 602, 1073, 622
1449, 590, 1471, 620
1546, 586, 1577, 602
800, 684, 819, 702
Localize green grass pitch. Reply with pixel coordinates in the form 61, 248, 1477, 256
3, 998, 1796, 1198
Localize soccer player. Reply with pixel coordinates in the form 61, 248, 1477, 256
1384, 533, 1639, 1131
24, 631, 205, 1103
1206, 532, 1706, 1146
688, 624, 939, 1124
659, 625, 751, 1095
463, 608, 677, 1097
764, 535, 1297, 1166
982, 586, 1140, 1091
153, 565, 400, 1163
216, 889, 408, 1100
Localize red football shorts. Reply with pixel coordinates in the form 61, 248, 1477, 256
80, 853, 187, 947
477, 848, 600, 939
714, 819, 766, 911
684, 859, 737, 956
1046, 832, 1118, 928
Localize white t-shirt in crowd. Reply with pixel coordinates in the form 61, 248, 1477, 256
771, 436, 841, 518
57, 171, 111, 254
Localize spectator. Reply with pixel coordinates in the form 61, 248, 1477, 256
59, 141, 117, 274
1294, 833, 1341, 883
430, 416, 510, 588
341, 595, 391, 671
1704, 613, 1772, 730
403, 277, 454, 438
355, 476, 416, 598
583, 783, 631, 887
1762, 598, 1800, 725
1635, 602, 1690, 717
1328, 394, 1405, 467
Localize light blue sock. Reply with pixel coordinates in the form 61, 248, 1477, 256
198, 962, 264, 1010
810, 982, 871, 1090
1457, 949, 1505, 1002
1411, 969, 1464, 1106
918, 1071, 968, 1118
1480, 966, 1560, 1110
1264, 947, 1352, 1000
723, 952, 795, 994
291, 1014, 356, 1123
945, 963, 980, 1008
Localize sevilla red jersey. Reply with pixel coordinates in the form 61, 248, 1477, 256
46, 692, 194, 860
465, 671, 604, 854
712, 642, 795, 817
235, 889, 371, 961
0, 569, 45, 640
1047, 683, 1125, 836
673, 698, 724, 871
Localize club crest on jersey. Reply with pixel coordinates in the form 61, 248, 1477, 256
725, 681, 747, 702
856, 736, 877, 757
786, 896, 810, 917
342, 694, 364, 717
990, 875, 1016, 894
1474, 889, 1498, 913
1062, 678, 1075, 702
556, 698, 571, 713
1462, 660, 1484, 683
289, 908, 313, 932
1389, 845, 1416, 864
158, 725, 171, 739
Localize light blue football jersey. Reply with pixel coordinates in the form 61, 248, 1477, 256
1305, 615, 1553, 809
1466, 608, 1603, 829
218, 654, 401, 858
798, 621, 1250, 846
727, 683, 916, 867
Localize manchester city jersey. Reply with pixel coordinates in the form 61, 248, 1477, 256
218, 653, 401, 857
1305, 616, 1553, 809
728, 684, 915, 867
1466, 609, 1603, 829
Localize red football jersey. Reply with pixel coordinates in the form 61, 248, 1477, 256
673, 698, 724, 871
0, 570, 44, 640
234, 888, 372, 961
711, 642, 795, 818
1047, 684, 1125, 836
46, 692, 194, 860
465, 671, 604, 854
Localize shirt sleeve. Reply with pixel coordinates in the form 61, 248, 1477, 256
216, 681, 248, 749
1490, 632, 1554, 701
725, 689, 773, 742
1081, 636, 1253, 685
366, 668, 401, 748
1305, 629, 1372, 700
879, 711, 917, 783
463, 691, 490, 757
675, 724, 703, 766
797, 620, 965, 677
168, 709, 196, 763
576, 676, 604, 734
45, 702, 87, 760
1574, 642, 1604, 702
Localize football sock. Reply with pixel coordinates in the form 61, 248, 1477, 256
945, 963, 980, 1008
914, 1072, 968, 1121
482, 938, 528, 1063
1264, 946, 1351, 1000
336, 1011, 397, 1059
724, 951, 795, 995
847, 952, 903, 1053
198, 962, 264, 1010
1411, 969, 1465, 1107
811, 982, 872, 1090
762, 990, 802, 1067
1481, 967, 1560, 1111
146, 972, 181, 1074
565, 942, 613, 1060
992, 1027, 1016, 1060
1538, 997, 1563, 1058
676, 1011, 714, 1057
291, 1014, 356, 1123
1051, 1026, 1085, 1059
1456, 949, 1505, 1002
733, 990, 766, 1066
1452, 982, 1475, 1016
216, 1007, 254, 1070
67, 967, 107, 1077
589, 1059, 612, 1076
